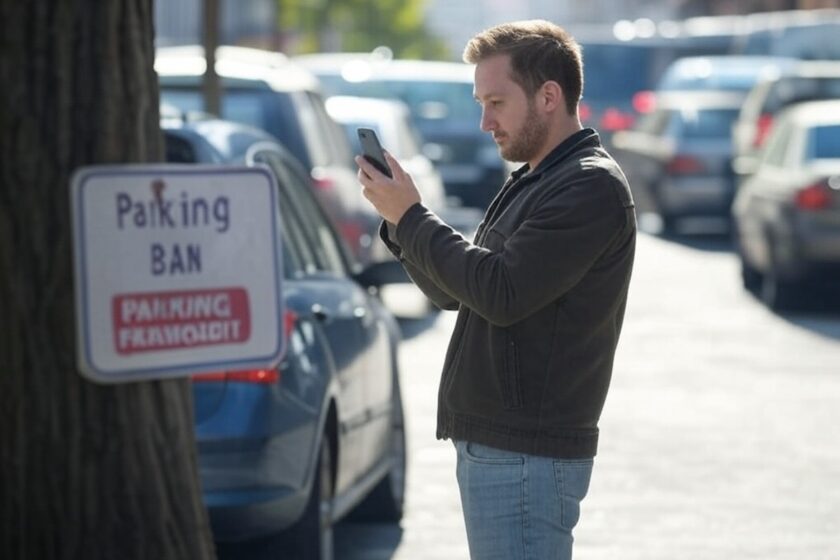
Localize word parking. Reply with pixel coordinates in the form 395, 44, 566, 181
115, 188, 231, 276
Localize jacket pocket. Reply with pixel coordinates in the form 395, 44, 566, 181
499, 331, 523, 410
481, 227, 508, 251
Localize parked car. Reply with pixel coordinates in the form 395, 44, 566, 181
734, 9, 840, 61
655, 55, 797, 95
577, 34, 735, 149
324, 95, 447, 214
732, 100, 840, 310
612, 92, 745, 231
155, 46, 386, 267
295, 52, 507, 210
731, 61, 840, 182
162, 114, 407, 558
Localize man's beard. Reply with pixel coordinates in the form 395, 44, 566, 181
498, 100, 549, 164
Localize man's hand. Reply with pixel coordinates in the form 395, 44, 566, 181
356, 151, 422, 225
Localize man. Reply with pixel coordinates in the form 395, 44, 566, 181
356, 20, 636, 560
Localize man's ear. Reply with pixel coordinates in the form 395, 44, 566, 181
539, 80, 565, 113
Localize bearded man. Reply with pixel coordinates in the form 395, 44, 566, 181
356, 20, 637, 560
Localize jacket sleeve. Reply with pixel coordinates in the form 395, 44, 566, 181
378, 217, 460, 311
394, 173, 628, 326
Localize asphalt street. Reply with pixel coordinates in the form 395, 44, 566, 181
336, 222, 840, 559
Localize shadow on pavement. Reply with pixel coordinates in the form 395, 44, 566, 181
638, 212, 734, 253
215, 521, 403, 560
776, 291, 840, 341
335, 521, 403, 560
657, 230, 733, 253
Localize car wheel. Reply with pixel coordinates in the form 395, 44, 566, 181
659, 214, 678, 236
740, 256, 762, 293
761, 263, 799, 311
349, 383, 406, 522
282, 435, 334, 560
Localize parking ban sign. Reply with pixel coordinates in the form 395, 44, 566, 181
71, 164, 284, 383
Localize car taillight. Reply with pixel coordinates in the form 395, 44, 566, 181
192, 368, 280, 384
600, 108, 635, 131
312, 176, 336, 191
191, 310, 297, 384
795, 181, 832, 210
666, 155, 705, 175
752, 113, 774, 148
632, 90, 656, 114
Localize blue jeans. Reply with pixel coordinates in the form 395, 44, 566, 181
454, 440, 594, 560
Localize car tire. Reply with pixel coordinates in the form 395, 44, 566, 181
761, 263, 799, 311
281, 435, 334, 560
349, 382, 406, 522
740, 256, 762, 294
659, 213, 678, 236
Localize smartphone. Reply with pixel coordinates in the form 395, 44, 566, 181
357, 127, 393, 178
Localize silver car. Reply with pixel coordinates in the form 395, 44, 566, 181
612, 91, 744, 232
732, 61, 840, 183
324, 95, 448, 214
732, 99, 840, 310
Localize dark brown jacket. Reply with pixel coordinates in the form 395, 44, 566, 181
381, 129, 636, 458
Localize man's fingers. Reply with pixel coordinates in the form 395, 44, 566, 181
354, 155, 373, 179
383, 151, 404, 180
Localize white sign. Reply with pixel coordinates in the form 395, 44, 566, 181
70, 164, 284, 383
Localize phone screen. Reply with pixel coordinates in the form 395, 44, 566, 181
357, 127, 393, 178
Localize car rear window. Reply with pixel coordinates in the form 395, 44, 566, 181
807, 124, 840, 160
740, 23, 840, 60
674, 108, 740, 138
314, 76, 481, 124
659, 62, 764, 93
580, 38, 735, 107
160, 86, 311, 168
764, 76, 840, 113
581, 43, 664, 102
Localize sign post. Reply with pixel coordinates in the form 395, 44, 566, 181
70, 164, 284, 383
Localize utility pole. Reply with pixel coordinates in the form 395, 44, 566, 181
203, 0, 221, 116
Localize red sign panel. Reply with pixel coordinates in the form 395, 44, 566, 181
112, 288, 251, 354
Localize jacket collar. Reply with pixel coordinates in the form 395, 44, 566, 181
511, 128, 601, 182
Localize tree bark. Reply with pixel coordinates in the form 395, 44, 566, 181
0, 1, 216, 558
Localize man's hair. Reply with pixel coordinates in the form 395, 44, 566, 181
462, 20, 583, 115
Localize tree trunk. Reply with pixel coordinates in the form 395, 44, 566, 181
0, 1, 216, 558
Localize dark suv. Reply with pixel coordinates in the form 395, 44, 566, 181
295, 53, 507, 210
156, 46, 386, 267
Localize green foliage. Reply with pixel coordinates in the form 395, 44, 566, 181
277, 0, 451, 60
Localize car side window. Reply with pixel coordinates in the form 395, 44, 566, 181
254, 149, 349, 277
807, 124, 840, 160
292, 92, 331, 168
308, 91, 354, 166
278, 187, 320, 277
165, 134, 197, 163
762, 121, 793, 168
280, 232, 304, 279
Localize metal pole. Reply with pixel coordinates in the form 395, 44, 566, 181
202, 0, 221, 116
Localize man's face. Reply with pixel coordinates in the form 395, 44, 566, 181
474, 54, 549, 165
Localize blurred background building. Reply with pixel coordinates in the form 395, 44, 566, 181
155, 0, 280, 49
155, 0, 840, 58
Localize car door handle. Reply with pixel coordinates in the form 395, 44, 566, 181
311, 304, 331, 323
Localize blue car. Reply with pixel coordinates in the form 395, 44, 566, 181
162, 114, 406, 559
